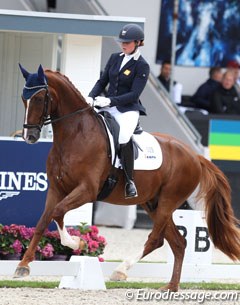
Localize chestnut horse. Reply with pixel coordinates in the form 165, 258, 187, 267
15, 65, 240, 291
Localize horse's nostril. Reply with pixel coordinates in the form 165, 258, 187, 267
28, 135, 37, 144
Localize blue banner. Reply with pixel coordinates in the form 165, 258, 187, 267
0, 137, 53, 228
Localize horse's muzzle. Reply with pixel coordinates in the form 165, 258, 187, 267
23, 128, 40, 144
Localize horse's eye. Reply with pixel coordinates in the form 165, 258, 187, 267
34, 96, 43, 104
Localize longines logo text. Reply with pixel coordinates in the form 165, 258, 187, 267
0, 171, 48, 201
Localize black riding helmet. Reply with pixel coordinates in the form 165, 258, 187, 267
118, 23, 144, 44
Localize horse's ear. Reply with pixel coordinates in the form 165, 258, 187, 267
37, 64, 45, 83
19, 63, 30, 80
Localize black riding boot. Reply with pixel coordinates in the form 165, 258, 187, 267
120, 141, 138, 199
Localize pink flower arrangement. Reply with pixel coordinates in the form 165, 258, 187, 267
0, 224, 34, 256
0, 223, 106, 261
38, 243, 54, 258
12, 240, 22, 254
72, 224, 106, 260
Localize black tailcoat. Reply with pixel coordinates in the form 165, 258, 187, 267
89, 52, 150, 115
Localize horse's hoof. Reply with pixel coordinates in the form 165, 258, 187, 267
71, 236, 85, 251
159, 284, 179, 292
110, 271, 127, 281
13, 266, 30, 278
71, 235, 80, 249
79, 239, 86, 250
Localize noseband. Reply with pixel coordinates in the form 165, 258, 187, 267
23, 86, 91, 132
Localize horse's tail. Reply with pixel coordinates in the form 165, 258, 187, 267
197, 155, 240, 261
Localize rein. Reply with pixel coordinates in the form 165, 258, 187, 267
44, 105, 91, 126
23, 87, 92, 130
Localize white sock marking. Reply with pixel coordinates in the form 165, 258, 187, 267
115, 252, 143, 274
55, 221, 80, 250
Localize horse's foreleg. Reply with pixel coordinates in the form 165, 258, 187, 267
14, 209, 54, 277
52, 183, 94, 221
160, 218, 186, 292
52, 184, 94, 251
14, 189, 60, 278
54, 221, 85, 251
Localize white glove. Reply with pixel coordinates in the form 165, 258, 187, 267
94, 96, 111, 108
85, 96, 94, 106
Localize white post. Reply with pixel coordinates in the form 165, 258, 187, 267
170, 0, 179, 99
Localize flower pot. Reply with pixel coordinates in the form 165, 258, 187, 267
48, 254, 68, 261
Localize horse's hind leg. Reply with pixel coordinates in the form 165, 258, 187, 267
160, 218, 186, 292
110, 208, 168, 282
110, 223, 165, 281
110, 192, 188, 287
110, 217, 186, 292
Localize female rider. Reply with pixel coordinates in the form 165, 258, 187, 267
86, 23, 150, 199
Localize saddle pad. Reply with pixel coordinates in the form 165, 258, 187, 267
100, 114, 162, 170
132, 132, 163, 170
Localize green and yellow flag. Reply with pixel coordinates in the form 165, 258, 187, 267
209, 119, 240, 161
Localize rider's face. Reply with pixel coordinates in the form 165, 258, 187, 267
121, 41, 136, 55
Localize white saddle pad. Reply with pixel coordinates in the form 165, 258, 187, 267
131, 132, 163, 170
100, 114, 162, 170
104, 126, 162, 171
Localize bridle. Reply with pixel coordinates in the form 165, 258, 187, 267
23, 85, 91, 132
23, 85, 50, 132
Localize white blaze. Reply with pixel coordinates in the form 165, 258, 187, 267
23, 99, 30, 140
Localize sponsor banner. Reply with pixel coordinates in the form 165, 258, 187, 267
0, 137, 93, 228
0, 137, 52, 228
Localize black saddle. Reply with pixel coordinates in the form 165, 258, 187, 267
96, 111, 143, 201
99, 110, 142, 160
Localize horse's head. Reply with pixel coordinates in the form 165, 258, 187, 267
19, 64, 50, 144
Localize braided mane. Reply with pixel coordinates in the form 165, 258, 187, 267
45, 69, 84, 99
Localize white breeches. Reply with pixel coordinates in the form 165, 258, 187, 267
100, 106, 139, 144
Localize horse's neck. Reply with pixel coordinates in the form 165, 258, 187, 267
48, 78, 86, 121
54, 89, 84, 115
47, 76, 83, 134
51, 109, 102, 158
47, 75, 108, 172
